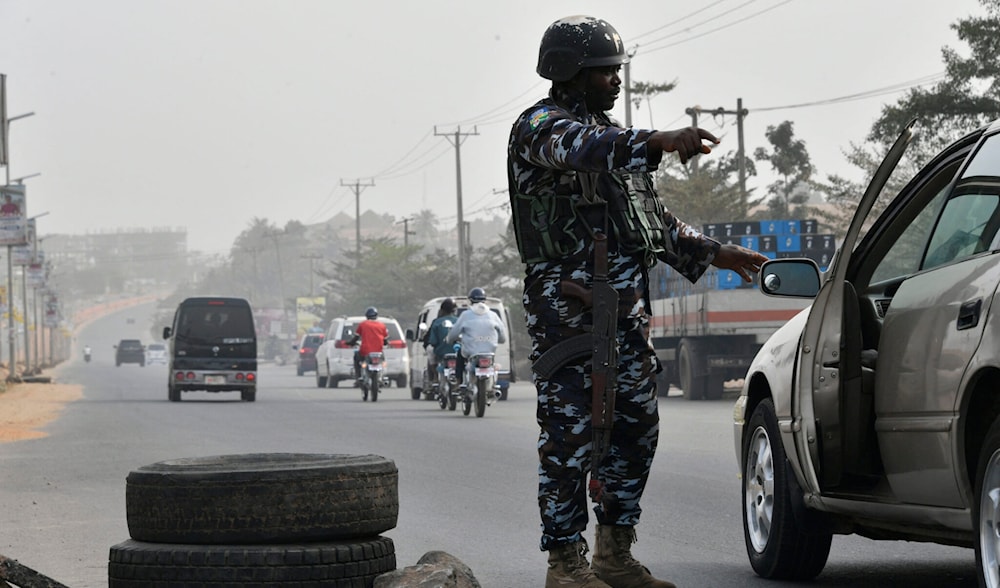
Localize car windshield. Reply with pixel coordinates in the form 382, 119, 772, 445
176, 304, 255, 342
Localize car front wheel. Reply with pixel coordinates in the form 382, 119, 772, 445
743, 398, 831, 580
974, 418, 1000, 588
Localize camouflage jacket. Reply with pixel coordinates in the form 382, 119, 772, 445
507, 87, 720, 338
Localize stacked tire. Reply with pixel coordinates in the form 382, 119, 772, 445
108, 453, 399, 587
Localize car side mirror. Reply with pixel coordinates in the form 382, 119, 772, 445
162, 326, 172, 339
406, 328, 415, 341
760, 258, 822, 298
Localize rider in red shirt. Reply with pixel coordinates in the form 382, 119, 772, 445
351, 307, 388, 379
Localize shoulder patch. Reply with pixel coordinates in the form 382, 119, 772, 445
529, 107, 550, 130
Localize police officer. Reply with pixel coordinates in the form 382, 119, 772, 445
509, 15, 768, 588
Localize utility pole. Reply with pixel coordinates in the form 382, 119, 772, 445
396, 217, 417, 249
623, 45, 638, 127
300, 252, 323, 296
340, 178, 374, 265
684, 99, 750, 209
434, 125, 478, 294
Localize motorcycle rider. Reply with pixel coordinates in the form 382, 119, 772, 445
350, 307, 388, 382
83, 345, 92, 362
425, 298, 458, 386
444, 288, 507, 392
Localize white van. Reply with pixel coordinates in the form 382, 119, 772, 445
406, 296, 516, 401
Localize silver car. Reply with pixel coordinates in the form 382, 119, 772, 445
733, 118, 1000, 585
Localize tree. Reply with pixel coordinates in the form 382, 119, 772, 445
816, 1, 1000, 238
753, 121, 814, 219
655, 150, 757, 227
869, 0, 1000, 153
630, 80, 677, 127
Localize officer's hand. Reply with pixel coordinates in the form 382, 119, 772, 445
712, 244, 768, 283
649, 127, 720, 164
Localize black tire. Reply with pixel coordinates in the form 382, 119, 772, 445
396, 375, 407, 388
678, 340, 706, 401
316, 372, 327, 388
437, 387, 448, 410
974, 418, 1000, 587
742, 399, 831, 579
168, 384, 180, 403
371, 375, 379, 402
705, 373, 726, 401
475, 380, 487, 418
327, 373, 337, 389
108, 536, 396, 588
126, 453, 399, 544
499, 381, 509, 401
241, 387, 256, 402
411, 385, 422, 400
297, 366, 304, 376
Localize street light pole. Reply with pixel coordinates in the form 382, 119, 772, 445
3, 110, 35, 381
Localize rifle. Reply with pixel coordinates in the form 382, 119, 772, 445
587, 231, 618, 505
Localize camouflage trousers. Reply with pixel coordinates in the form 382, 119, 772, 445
534, 325, 660, 551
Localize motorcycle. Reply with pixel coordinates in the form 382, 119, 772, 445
462, 352, 501, 417
359, 351, 387, 402
437, 352, 459, 411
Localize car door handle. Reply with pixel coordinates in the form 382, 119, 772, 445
957, 299, 982, 331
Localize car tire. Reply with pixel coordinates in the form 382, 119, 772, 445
678, 340, 706, 401
396, 375, 407, 388
108, 536, 396, 588
168, 384, 180, 402
297, 366, 304, 376
974, 418, 1000, 587
316, 372, 327, 388
499, 380, 509, 401
125, 453, 399, 544
241, 387, 256, 402
742, 398, 831, 580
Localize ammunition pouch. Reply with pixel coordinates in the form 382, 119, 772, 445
511, 171, 668, 267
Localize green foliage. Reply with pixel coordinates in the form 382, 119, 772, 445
654, 150, 756, 227
753, 121, 814, 219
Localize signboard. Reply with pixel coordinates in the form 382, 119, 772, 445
27, 262, 44, 288
0, 184, 27, 246
296, 296, 325, 338
11, 217, 34, 266
0, 74, 7, 167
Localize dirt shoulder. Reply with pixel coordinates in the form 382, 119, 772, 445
0, 380, 84, 443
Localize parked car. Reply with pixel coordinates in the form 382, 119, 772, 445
733, 118, 1000, 585
405, 295, 516, 401
114, 339, 145, 367
145, 343, 167, 365
314, 316, 408, 389
293, 332, 325, 376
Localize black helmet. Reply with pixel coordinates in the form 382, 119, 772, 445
440, 298, 456, 314
536, 15, 629, 82
365, 307, 378, 319
468, 287, 487, 303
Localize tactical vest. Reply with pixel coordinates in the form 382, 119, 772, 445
511, 169, 669, 267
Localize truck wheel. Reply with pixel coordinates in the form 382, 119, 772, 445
108, 537, 396, 588
974, 418, 1000, 587
126, 453, 399, 544
743, 399, 831, 579
678, 340, 706, 400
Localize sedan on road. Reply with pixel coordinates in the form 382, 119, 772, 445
734, 118, 1000, 586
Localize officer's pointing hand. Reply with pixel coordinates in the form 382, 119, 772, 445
649, 127, 720, 164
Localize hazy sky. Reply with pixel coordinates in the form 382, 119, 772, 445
0, 0, 985, 254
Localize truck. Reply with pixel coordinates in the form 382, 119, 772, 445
650, 219, 835, 400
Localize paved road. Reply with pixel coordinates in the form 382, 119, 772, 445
0, 303, 979, 587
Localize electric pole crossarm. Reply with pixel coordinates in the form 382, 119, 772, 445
684, 99, 750, 209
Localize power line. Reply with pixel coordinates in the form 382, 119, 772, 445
641, 0, 795, 55
753, 72, 946, 112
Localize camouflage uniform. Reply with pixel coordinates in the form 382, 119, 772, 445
507, 86, 721, 551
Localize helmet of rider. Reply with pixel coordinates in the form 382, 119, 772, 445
468, 287, 487, 303
365, 307, 378, 319
440, 298, 456, 314
536, 15, 629, 82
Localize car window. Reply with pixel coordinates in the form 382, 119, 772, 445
341, 320, 402, 341
177, 305, 255, 340
922, 132, 1000, 270
303, 335, 324, 347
